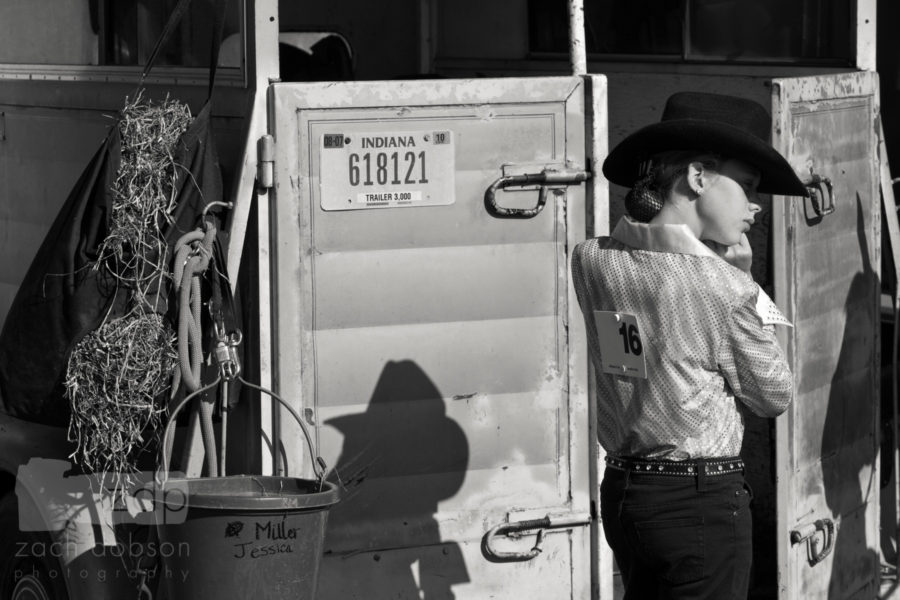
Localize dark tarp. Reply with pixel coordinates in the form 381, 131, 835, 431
0, 101, 233, 426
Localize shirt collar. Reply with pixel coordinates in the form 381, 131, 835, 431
611, 216, 719, 259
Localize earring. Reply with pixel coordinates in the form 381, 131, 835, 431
689, 180, 701, 196
693, 176, 703, 196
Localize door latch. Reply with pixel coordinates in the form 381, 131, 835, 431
483, 512, 592, 561
803, 173, 835, 219
790, 517, 835, 566
484, 168, 591, 218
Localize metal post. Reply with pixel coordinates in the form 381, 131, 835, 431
223, 0, 281, 476
856, 0, 876, 71
879, 121, 900, 573
569, 0, 587, 75
418, 0, 438, 76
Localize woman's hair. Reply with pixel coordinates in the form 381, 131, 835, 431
624, 151, 721, 222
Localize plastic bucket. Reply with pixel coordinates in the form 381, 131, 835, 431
153, 475, 339, 599
151, 379, 340, 599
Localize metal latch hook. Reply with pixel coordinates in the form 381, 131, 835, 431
482, 512, 592, 561
484, 168, 591, 218
484, 517, 551, 560
790, 517, 835, 566
804, 174, 835, 218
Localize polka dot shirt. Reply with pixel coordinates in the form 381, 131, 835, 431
572, 217, 793, 460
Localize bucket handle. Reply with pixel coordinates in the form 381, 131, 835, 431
158, 376, 327, 485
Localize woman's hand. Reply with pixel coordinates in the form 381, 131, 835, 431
706, 234, 753, 273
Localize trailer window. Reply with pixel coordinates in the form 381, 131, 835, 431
0, 2, 98, 65
102, 0, 242, 67
529, 0, 852, 64
0, 0, 242, 69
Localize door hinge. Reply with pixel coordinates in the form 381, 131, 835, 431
257, 134, 274, 190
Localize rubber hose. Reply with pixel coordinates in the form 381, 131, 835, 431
176, 259, 202, 391
199, 394, 218, 477
169, 225, 220, 476
173, 231, 205, 392
158, 379, 221, 482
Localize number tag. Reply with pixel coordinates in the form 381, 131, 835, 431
593, 311, 648, 379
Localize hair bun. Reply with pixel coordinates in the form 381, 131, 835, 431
625, 173, 663, 222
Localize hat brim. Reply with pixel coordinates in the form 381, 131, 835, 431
602, 119, 808, 196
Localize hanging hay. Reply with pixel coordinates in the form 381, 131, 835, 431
66, 313, 177, 489
65, 93, 191, 492
98, 91, 192, 296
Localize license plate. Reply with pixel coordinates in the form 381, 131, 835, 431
319, 130, 456, 211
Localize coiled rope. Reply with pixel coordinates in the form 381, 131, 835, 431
171, 223, 218, 476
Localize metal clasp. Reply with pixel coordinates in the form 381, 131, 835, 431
212, 325, 242, 381
790, 517, 835, 566
484, 168, 591, 218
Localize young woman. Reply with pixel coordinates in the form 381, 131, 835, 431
572, 92, 808, 599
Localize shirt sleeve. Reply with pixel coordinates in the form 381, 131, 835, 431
571, 243, 600, 361
717, 291, 794, 418
572, 241, 617, 384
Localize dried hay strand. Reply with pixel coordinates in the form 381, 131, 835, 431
97, 91, 192, 295
65, 93, 191, 491
66, 313, 177, 489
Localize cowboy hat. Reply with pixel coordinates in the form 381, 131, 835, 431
602, 92, 808, 196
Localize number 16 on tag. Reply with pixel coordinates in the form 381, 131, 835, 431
593, 311, 648, 379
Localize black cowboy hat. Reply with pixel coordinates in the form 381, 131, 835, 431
602, 92, 808, 196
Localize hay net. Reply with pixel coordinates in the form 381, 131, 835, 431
65, 92, 193, 492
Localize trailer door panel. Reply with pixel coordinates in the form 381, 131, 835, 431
771, 71, 881, 599
268, 77, 600, 599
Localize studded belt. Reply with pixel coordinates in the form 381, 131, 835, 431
605, 455, 744, 476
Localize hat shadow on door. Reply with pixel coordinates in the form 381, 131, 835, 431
321, 359, 470, 598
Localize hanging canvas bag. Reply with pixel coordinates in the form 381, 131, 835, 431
0, 0, 234, 426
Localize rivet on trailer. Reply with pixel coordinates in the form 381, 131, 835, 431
0, 0, 897, 599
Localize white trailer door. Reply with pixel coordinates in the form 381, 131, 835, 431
268, 76, 605, 599
771, 71, 881, 598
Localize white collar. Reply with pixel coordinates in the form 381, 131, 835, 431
611, 216, 719, 258
610, 217, 792, 327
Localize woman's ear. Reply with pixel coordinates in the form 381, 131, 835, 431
686, 162, 706, 196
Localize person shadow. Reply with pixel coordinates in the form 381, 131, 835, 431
821, 197, 881, 597
318, 360, 470, 599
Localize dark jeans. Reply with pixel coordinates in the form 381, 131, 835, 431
600, 465, 753, 600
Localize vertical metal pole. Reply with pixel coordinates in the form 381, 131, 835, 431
227, 0, 279, 284
569, 0, 587, 75
225, 0, 280, 476
248, 0, 287, 477
856, 0, 876, 71
878, 120, 900, 572
418, 0, 438, 75
584, 73, 612, 600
